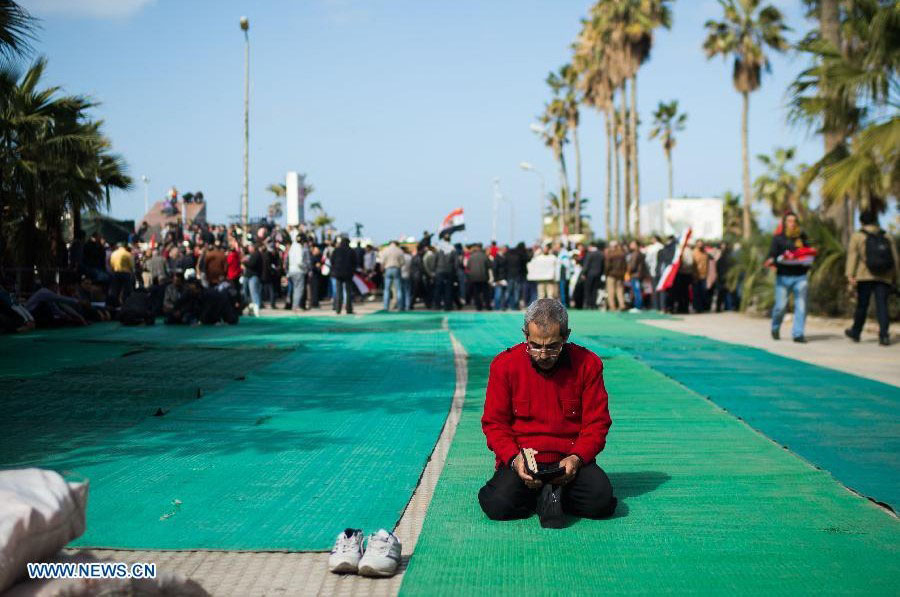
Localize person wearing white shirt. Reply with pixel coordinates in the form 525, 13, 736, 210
527, 246, 559, 300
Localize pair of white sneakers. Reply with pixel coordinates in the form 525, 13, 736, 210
328, 528, 402, 577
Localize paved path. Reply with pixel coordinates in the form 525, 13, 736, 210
643, 312, 899, 387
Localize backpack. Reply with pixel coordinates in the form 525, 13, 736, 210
863, 230, 895, 275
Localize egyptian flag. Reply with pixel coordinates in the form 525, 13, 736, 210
439, 208, 465, 238
352, 272, 376, 295
656, 228, 692, 292
777, 246, 817, 267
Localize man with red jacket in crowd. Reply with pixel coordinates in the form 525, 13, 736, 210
479, 298, 616, 526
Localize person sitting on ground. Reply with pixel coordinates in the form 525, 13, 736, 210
163, 273, 186, 321
478, 298, 616, 527
166, 278, 203, 325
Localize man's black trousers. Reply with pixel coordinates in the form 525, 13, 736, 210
851, 280, 891, 339
478, 462, 616, 520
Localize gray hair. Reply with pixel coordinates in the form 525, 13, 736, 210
523, 298, 569, 335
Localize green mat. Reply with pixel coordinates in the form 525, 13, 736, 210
400, 313, 899, 595
0, 315, 455, 551
588, 323, 900, 510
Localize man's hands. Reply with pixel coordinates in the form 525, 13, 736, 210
551, 455, 582, 485
511, 453, 542, 489
513, 453, 583, 488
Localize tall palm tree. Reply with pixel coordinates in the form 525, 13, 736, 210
648, 100, 687, 199
547, 64, 584, 234
0, 58, 130, 280
0, 1, 33, 60
574, 17, 616, 239
535, 96, 572, 237
792, 0, 897, 240
703, 0, 790, 239
616, 0, 673, 235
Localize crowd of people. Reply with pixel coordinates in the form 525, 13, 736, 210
0, 218, 737, 334
2, 209, 895, 344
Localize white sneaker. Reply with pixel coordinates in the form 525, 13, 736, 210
358, 529, 402, 577
328, 528, 364, 574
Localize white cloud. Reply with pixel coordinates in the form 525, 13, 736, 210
21, 0, 156, 19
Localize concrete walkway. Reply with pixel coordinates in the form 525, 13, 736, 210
642, 311, 899, 387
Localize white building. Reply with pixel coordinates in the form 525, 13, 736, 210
639, 197, 724, 240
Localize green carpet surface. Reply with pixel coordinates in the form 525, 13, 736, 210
0, 315, 455, 550
588, 325, 900, 510
400, 312, 899, 595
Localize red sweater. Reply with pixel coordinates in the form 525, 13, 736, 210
481, 343, 611, 469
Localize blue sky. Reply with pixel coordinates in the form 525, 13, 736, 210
22, 0, 824, 242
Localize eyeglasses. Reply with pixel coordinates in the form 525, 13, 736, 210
525, 342, 564, 357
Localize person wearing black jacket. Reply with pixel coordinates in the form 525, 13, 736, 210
491, 247, 508, 311
580, 243, 605, 310
505, 243, 527, 310
764, 212, 812, 342
330, 237, 357, 314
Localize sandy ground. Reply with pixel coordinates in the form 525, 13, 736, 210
642, 311, 899, 387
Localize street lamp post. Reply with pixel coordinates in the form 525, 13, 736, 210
519, 161, 545, 242
141, 175, 149, 215
240, 16, 250, 233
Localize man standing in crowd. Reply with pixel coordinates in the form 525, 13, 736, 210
505, 243, 527, 310
288, 232, 311, 313
692, 240, 710, 313
845, 209, 899, 346
380, 240, 405, 311
330, 237, 357, 315
203, 241, 227, 286
765, 212, 813, 343
604, 241, 626, 312
109, 242, 134, 307
528, 246, 558, 300
491, 245, 508, 311
434, 236, 459, 312
466, 242, 491, 311
581, 243, 604, 310
626, 240, 648, 311
243, 243, 263, 316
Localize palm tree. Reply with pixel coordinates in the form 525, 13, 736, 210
721, 190, 746, 240
547, 64, 583, 233
703, 0, 790, 239
616, 0, 673, 236
574, 15, 612, 239
535, 96, 572, 237
0, 1, 33, 60
648, 100, 687, 199
0, 58, 130, 282
791, 0, 898, 241
753, 147, 809, 217
266, 182, 286, 198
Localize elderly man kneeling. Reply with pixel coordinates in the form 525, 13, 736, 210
478, 298, 617, 527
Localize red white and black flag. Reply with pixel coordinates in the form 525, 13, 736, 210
439, 208, 465, 238
656, 228, 692, 292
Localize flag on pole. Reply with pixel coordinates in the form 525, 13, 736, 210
352, 272, 376, 295
439, 208, 465, 238
656, 228, 692, 292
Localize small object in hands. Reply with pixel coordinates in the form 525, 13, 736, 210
520, 448, 566, 483
536, 484, 565, 529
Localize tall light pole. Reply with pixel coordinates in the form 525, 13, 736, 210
141, 175, 149, 215
240, 16, 250, 232
519, 161, 545, 242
